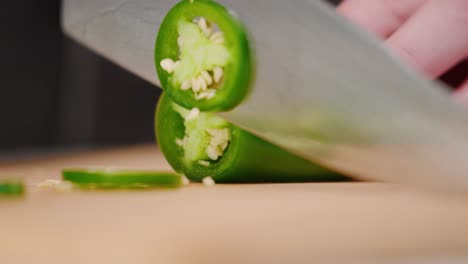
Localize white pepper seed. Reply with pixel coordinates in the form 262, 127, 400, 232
198, 76, 207, 91
202, 176, 215, 186
177, 36, 184, 47
210, 32, 224, 44
206, 145, 219, 160
181, 80, 192, 90
191, 78, 201, 92
160, 58, 176, 73
201, 70, 213, 85
213, 67, 223, 83
185, 108, 200, 121
198, 160, 210, 167
197, 18, 212, 37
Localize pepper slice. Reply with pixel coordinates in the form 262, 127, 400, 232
156, 93, 347, 183
62, 169, 183, 189
0, 181, 24, 196
155, 0, 252, 111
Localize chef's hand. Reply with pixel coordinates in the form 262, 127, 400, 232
337, 0, 468, 102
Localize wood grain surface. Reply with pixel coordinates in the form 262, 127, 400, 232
1, 144, 468, 264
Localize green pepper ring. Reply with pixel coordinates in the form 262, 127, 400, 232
62, 169, 183, 189
0, 182, 24, 196
155, 0, 253, 112
155, 93, 241, 182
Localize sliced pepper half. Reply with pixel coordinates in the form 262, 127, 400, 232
155, 0, 252, 111
156, 93, 347, 183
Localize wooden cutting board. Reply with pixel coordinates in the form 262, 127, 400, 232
1, 144, 468, 264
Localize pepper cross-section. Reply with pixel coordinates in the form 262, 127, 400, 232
155, 0, 252, 111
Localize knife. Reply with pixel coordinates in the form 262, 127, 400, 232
62, 0, 468, 191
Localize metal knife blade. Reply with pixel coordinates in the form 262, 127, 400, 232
62, 0, 468, 191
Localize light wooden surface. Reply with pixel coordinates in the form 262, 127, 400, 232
1, 144, 468, 264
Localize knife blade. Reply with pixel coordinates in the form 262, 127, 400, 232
62, 0, 468, 191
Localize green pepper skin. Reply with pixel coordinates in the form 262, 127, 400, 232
62, 170, 183, 189
0, 182, 24, 196
156, 93, 347, 183
155, 0, 252, 112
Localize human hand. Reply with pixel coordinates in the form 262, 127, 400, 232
337, 0, 468, 102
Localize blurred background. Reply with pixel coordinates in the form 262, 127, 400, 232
0, 0, 341, 160
0, 0, 161, 159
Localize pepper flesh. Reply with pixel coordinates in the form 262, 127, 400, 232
155, 0, 252, 111
156, 93, 347, 183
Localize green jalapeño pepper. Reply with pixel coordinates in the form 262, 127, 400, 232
156, 93, 347, 183
155, 0, 252, 111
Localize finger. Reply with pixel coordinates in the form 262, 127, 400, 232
453, 78, 468, 104
387, 0, 468, 79
337, 0, 427, 38
440, 60, 468, 89
460, 79, 468, 91
459, 79, 468, 93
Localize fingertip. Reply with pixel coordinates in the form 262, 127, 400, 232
386, 0, 468, 79
337, 0, 426, 38
337, 0, 396, 37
